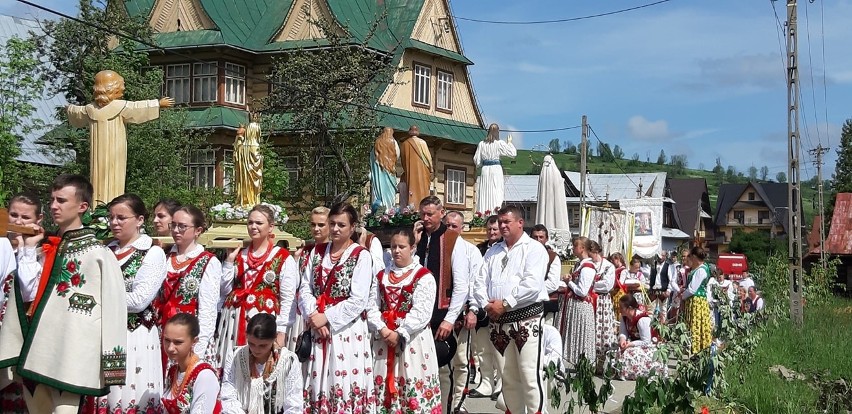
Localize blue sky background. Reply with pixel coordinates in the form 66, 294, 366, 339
2, 0, 849, 179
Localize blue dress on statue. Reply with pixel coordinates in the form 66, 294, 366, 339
370, 149, 398, 211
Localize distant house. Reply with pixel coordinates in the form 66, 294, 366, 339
805, 193, 852, 291
118, 0, 485, 211
0, 15, 71, 167
668, 178, 715, 251
713, 181, 789, 252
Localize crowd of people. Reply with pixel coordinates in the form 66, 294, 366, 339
0, 173, 764, 414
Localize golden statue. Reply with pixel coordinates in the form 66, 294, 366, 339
67, 70, 173, 205
233, 112, 263, 207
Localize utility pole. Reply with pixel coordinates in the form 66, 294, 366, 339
786, 0, 804, 326
809, 144, 829, 268
580, 115, 588, 234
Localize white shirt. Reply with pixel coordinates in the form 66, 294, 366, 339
544, 251, 564, 294
14, 244, 44, 302
472, 233, 548, 310
739, 277, 755, 291
423, 230, 470, 325
541, 324, 563, 369
462, 239, 485, 304
221, 246, 300, 332
620, 268, 646, 288
682, 265, 709, 301
367, 235, 385, 276
220, 347, 302, 414
567, 258, 596, 298
108, 235, 167, 313
366, 262, 436, 344
618, 314, 654, 346
0, 239, 17, 315
593, 258, 616, 293
167, 244, 222, 357
163, 367, 220, 414
298, 243, 372, 333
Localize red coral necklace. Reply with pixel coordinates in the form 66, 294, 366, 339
246, 241, 273, 271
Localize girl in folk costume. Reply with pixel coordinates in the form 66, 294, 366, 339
153, 199, 181, 238
591, 243, 618, 357
676, 247, 713, 355
366, 229, 441, 413
216, 205, 298, 370
559, 237, 598, 366
288, 206, 330, 350
611, 295, 667, 380
153, 206, 222, 368
622, 257, 648, 306
221, 313, 302, 414
299, 202, 376, 412
0, 194, 43, 414
608, 252, 627, 321
162, 313, 221, 414
89, 194, 168, 413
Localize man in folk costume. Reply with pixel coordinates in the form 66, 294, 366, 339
471, 206, 549, 414
0, 174, 127, 414
414, 196, 470, 413
443, 211, 485, 414
647, 250, 675, 322
469, 215, 503, 401
667, 249, 691, 322
529, 224, 564, 327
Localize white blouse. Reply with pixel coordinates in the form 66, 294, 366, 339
167, 243, 222, 357
366, 262, 436, 344
298, 243, 372, 333
14, 244, 44, 302
109, 235, 167, 313
221, 246, 299, 332
567, 258, 596, 298
220, 346, 302, 414
618, 315, 654, 346
0, 239, 16, 316
163, 367, 220, 414
593, 258, 616, 293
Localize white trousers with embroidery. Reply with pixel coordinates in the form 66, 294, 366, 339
491, 315, 545, 414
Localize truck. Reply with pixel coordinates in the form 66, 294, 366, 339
716, 253, 749, 281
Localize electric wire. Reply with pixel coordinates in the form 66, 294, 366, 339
587, 125, 640, 191
818, 0, 830, 147
803, 0, 823, 146
14, 0, 582, 134
453, 0, 674, 25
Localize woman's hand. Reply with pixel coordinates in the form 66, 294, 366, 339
225, 248, 240, 264
619, 339, 629, 351
307, 312, 328, 330
316, 326, 330, 340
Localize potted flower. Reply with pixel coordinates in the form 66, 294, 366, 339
363, 204, 419, 245
209, 202, 289, 227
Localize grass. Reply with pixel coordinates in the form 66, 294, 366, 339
504, 149, 819, 228
729, 296, 852, 414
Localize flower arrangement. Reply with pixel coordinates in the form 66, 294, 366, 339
209, 202, 289, 227
469, 209, 495, 228
363, 204, 419, 228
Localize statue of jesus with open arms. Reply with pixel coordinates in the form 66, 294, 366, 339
67, 70, 174, 205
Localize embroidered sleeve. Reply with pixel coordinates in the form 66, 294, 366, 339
398, 273, 436, 342
324, 250, 372, 333
632, 317, 653, 346
195, 256, 221, 358
15, 246, 42, 302
127, 246, 167, 313
276, 255, 299, 333
365, 271, 385, 333
190, 369, 221, 414
102, 346, 127, 386
283, 354, 303, 414
219, 350, 242, 413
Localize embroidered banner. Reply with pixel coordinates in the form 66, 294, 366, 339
619, 198, 663, 259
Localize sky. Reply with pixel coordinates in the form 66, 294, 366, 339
1, 0, 849, 180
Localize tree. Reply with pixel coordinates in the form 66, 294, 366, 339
726, 165, 737, 182
656, 149, 666, 165
548, 138, 561, 153
670, 154, 688, 168
613, 144, 624, 160
728, 229, 785, 267
698, 162, 705, 171
597, 142, 614, 162
748, 166, 758, 181
33, 0, 213, 208
627, 152, 640, 167
265, 14, 400, 211
776, 171, 787, 183
760, 165, 769, 181
0, 36, 46, 204
562, 139, 576, 154
826, 119, 852, 223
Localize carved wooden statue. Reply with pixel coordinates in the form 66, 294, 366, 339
233, 113, 263, 207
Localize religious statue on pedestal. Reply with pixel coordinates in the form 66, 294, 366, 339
67, 70, 173, 205
398, 125, 433, 207
473, 123, 516, 212
233, 112, 263, 207
369, 127, 399, 211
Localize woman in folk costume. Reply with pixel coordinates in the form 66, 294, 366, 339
0, 194, 43, 414
215, 205, 298, 370
611, 295, 667, 380
299, 202, 375, 412
153, 206, 222, 368
288, 206, 330, 350
221, 313, 302, 414
592, 244, 618, 358
676, 247, 713, 355
89, 194, 168, 413
366, 229, 441, 413
560, 237, 598, 366
608, 252, 627, 321
153, 199, 181, 237
162, 313, 221, 414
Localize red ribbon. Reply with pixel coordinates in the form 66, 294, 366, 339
382, 309, 399, 402
27, 236, 61, 318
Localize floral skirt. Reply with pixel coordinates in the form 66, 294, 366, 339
371, 327, 442, 414
0, 382, 26, 414
609, 344, 668, 380
683, 297, 713, 354
88, 326, 163, 413
563, 299, 596, 367
595, 294, 617, 353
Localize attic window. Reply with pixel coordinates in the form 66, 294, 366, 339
748, 192, 755, 201
177, 18, 182, 31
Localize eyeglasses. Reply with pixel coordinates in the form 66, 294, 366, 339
169, 223, 195, 233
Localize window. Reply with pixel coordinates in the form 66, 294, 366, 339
733, 210, 745, 225
413, 63, 431, 106
187, 149, 217, 188
224, 63, 246, 105
436, 70, 453, 111
192, 62, 218, 102
222, 149, 234, 195
315, 156, 339, 197
445, 167, 466, 206
748, 192, 755, 201
758, 210, 770, 224
165, 64, 191, 104
282, 156, 299, 193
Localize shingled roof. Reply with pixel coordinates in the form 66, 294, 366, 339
668, 178, 712, 237
715, 181, 790, 232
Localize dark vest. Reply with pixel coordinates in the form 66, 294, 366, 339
416, 224, 459, 327
649, 260, 670, 291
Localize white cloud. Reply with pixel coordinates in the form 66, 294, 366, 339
516, 62, 555, 74
627, 116, 673, 141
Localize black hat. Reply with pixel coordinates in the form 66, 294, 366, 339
435, 335, 458, 367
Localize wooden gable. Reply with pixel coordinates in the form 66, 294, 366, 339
149, 0, 217, 32
411, 0, 461, 52
273, 0, 344, 42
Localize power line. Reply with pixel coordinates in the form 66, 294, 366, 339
803, 0, 823, 146
453, 0, 674, 25
15, 0, 582, 135
819, 0, 830, 147
587, 125, 640, 190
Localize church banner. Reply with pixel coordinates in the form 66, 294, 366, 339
619, 198, 663, 259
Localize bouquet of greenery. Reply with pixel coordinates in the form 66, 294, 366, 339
364, 204, 419, 228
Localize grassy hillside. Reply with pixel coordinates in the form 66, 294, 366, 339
505, 149, 818, 226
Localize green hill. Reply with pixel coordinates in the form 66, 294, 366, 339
505, 149, 818, 226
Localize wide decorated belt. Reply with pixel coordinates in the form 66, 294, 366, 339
495, 302, 544, 324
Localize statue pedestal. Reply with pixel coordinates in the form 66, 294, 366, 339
461, 227, 487, 246
152, 220, 303, 252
